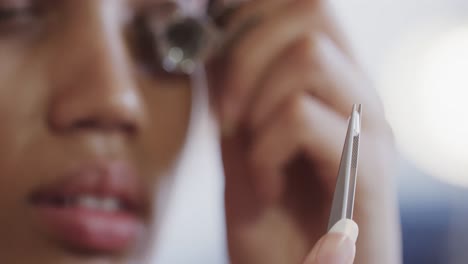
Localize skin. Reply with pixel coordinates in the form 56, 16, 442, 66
0, 0, 401, 264
0, 1, 191, 263
304, 230, 357, 264
212, 0, 402, 263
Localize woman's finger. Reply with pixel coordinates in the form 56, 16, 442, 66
220, 0, 322, 134
220, 0, 288, 31
248, 94, 346, 200
296, 34, 383, 119
303, 219, 358, 264
246, 38, 312, 131
248, 33, 383, 134
208, 0, 290, 117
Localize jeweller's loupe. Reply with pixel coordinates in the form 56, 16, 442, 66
144, 0, 246, 75
158, 16, 218, 74
141, 2, 221, 75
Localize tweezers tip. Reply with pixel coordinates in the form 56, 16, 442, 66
352, 104, 362, 114
350, 104, 362, 136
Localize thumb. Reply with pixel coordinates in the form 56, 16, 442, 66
304, 219, 359, 264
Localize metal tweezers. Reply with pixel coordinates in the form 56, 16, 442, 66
328, 104, 362, 230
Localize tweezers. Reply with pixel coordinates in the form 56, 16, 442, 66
328, 104, 362, 230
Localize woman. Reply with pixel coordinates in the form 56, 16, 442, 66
0, 0, 401, 263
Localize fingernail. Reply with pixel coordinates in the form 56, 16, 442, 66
329, 219, 359, 244
315, 219, 358, 264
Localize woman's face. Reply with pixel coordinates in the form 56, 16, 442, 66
0, 0, 192, 263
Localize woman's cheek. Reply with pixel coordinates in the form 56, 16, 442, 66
0, 53, 48, 197
137, 76, 193, 173
134, 76, 192, 224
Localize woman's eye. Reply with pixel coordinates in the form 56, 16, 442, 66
0, 2, 39, 34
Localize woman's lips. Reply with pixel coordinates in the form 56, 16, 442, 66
29, 162, 147, 254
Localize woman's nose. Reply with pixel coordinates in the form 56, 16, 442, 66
48, 2, 146, 137
50, 82, 144, 136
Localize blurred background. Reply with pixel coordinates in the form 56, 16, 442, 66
151, 0, 468, 263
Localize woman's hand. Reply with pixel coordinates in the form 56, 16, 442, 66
304, 219, 358, 264
208, 0, 402, 263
